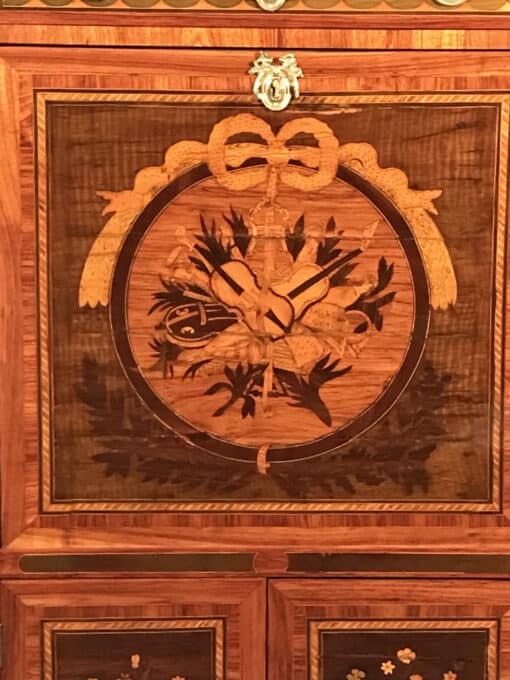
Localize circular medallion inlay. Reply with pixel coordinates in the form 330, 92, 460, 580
111, 163, 430, 463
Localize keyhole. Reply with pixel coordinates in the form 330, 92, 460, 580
270, 78, 283, 102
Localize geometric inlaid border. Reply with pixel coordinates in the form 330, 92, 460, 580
309, 619, 499, 680
35, 90, 509, 514
43, 618, 225, 680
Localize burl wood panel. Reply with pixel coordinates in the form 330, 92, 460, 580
268, 579, 507, 680
1, 578, 266, 680
2, 49, 510, 555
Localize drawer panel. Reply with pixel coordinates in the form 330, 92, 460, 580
268, 579, 509, 680
1, 578, 265, 679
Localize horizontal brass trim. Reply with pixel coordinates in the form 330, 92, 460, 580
288, 553, 510, 574
20, 553, 510, 575
19, 553, 254, 573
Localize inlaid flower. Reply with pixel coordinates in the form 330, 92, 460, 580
397, 648, 416, 664
443, 672, 457, 680
410, 674, 423, 680
381, 661, 396, 675
347, 669, 366, 680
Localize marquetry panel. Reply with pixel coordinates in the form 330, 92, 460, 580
30, 88, 504, 514
268, 580, 510, 680
1, 578, 265, 680
2, 48, 510, 554
44, 619, 225, 680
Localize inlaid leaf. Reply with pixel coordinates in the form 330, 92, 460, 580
316, 218, 344, 266
194, 214, 232, 268
224, 207, 251, 257
183, 359, 211, 379
285, 214, 306, 262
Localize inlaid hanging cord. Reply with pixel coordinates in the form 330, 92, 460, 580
255, 167, 281, 416
256, 444, 271, 475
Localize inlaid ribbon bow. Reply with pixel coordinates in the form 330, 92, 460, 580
207, 112, 339, 193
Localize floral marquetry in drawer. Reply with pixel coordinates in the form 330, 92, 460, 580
2, 49, 510, 553
46, 619, 224, 680
310, 621, 496, 680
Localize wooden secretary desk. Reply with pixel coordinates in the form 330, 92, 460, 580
2, 2, 510, 678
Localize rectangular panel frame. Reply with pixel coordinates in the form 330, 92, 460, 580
2, 47, 510, 557
310, 619, 499, 680
43, 618, 225, 680
35, 89, 508, 515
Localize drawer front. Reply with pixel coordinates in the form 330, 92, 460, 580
1, 47, 509, 556
269, 579, 509, 680
1, 578, 265, 679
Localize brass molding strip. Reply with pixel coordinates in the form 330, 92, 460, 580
288, 553, 510, 574
20, 553, 510, 574
19, 552, 254, 573
3, 0, 508, 11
